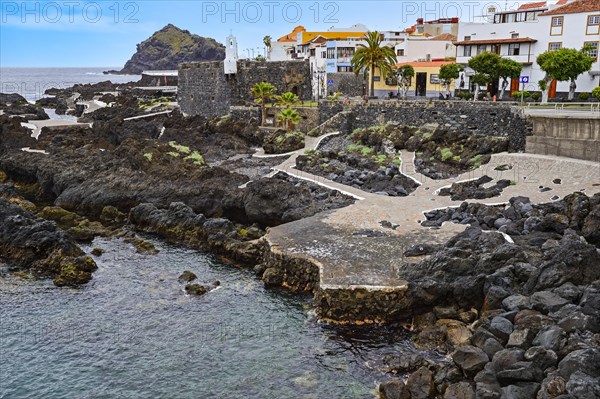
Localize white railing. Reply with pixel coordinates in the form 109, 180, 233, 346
553, 102, 600, 113
525, 102, 600, 113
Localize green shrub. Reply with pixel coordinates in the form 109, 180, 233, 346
168, 141, 191, 154
184, 151, 205, 166
592, 87, 600, 101
578, 92, 589, 101
440, 147, 453, 162
456, 92, 474, 100
530, 92, 541, 102
511, 90, 531, 99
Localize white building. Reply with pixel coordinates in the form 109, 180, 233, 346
455, 0, 600, 99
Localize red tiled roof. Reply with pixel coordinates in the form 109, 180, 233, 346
541, 0, 600, 15
518, 1, 547, 10
453, 37, 538, 45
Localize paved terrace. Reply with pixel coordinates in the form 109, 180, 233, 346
263, 133, 600, 292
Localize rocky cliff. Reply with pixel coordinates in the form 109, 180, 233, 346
114, 24, 225, 74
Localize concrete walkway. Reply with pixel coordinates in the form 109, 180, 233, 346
21, 119, 91, 139
264, 137, 600, 291
123, 110, 172, 121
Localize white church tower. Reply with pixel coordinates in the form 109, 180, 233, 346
224, 34, 238, 75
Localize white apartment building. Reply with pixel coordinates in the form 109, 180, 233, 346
455, 0, 600, 98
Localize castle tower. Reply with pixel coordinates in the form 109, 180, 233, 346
224, 34, 238, 75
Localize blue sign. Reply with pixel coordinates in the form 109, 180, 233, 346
327, 79, 334, 87
519, 76, 529, 84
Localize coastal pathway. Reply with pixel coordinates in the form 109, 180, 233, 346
259, 131, 600, 300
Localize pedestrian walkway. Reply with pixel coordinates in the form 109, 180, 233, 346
263, 132, 600, 291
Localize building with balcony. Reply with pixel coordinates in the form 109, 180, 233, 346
455, 0, 600, 99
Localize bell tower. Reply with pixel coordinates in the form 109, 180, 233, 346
224, 34, 238, 75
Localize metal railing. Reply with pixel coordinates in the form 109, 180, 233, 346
525, 102, 600, 113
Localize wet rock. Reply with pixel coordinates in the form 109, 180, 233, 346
91, 248, 104, 257
178, 270, 197, 283
439, 319, 472, 347
184, 284, 207, 296
452, 345, 489, 376
378, 378, 409, 399
261, 267, 283, 287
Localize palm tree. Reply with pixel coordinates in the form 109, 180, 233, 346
351, 31, 397, 97
263, 35, 272, 59
275, 92, 300, 108
250, 82, 276, 126
277, 108, 301, 131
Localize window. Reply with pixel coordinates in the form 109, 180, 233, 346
552, 16, 563, 26
548, 42, 562, 51
336, 47, 355, 59
586, 15, 600, 35
326, 48, 335, 59
526, 11, 538, 21
491, 44, 501, 54
584, 41, 599, 59
508, 43, 520, 55
515, 12, 526, 22
463, 45, 472, 57
337, 66, 354, 73
477, 44, 487, 54
511, 33, 519, 39
464, 35, 471, 41
385, 77, 398, 86
321, 51, 326, 58
397, 49, 405, 56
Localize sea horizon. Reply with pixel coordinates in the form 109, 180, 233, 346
0, 66, 141, 102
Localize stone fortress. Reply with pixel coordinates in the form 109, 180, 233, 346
178, 35, 312, 117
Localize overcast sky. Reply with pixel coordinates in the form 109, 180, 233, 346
1, 0, 538, 67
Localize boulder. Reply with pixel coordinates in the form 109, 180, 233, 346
406, 366, 435, 399
452, 345, 489, 376
378, 379, 409, 399
443, 382, 475, 399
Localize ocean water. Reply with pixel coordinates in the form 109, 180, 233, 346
0, 237, 410, 398
0, 67, 141, 102
0, 67, 413, 398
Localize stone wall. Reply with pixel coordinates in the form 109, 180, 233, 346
179, 60, 312, 117
326, 72, 364, 98
526, 114, 600, 162
178, 61, 231, 117
232, 60, 312, 105
318, 100, 532, 150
